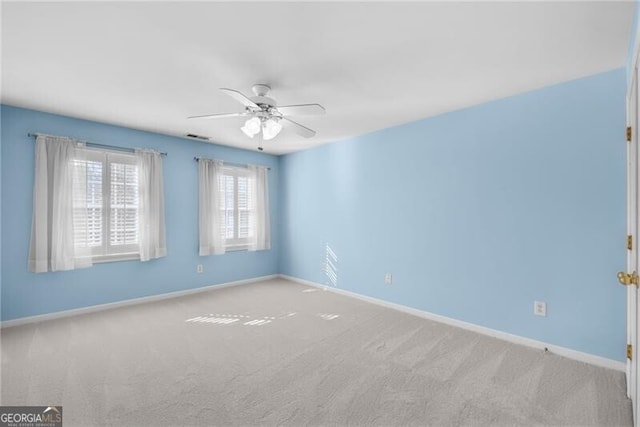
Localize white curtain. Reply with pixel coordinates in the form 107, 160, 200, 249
28, 135, 92, 272
199, 159, 226, 255
136, 149, 167, 261
248, 165, 271, 251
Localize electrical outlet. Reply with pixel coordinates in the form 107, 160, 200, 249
534, 301, 546, 317
197, 264, 204, 274
384, 273, 392, 285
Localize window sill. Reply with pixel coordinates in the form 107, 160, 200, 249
92, 253, 140, 264
225, 245, 248, 252
223, 246, 271, 253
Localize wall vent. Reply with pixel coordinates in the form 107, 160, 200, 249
186, 133, 210, 141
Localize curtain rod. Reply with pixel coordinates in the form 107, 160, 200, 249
194, 156, 271, 170
27, 133, 168, 156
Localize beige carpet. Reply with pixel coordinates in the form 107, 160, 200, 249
1, 278, 632, 426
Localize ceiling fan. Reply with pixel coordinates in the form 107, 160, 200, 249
188, 84, 325, 142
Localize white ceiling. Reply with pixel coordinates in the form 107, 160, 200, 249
1, 1, 634, 155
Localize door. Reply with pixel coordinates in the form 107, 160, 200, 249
624, 61, 639, 424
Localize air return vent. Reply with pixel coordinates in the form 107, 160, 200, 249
186, 133, 210, 141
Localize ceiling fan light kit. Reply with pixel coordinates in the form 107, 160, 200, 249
262, 118, 283, 140
240, 117, 262, 138
188, 83, 325, 149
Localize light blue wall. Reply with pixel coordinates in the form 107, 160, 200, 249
280, 69, 627, 361
628, 1, 639, 83
0, 105, 280, 321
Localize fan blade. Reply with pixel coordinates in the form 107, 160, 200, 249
220, 88, 259, 109
188, 112, 248, 120
283, 118, 316, 138
277, 104, 326, 116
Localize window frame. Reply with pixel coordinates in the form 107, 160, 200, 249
81, 148, 140, 263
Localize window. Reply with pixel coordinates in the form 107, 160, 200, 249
73, 149, 139, 261
28, 134, 165, 273
220, 166, 253, 249
198, 159, 269, 256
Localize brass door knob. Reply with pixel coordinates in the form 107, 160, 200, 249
618, 271, 639, 286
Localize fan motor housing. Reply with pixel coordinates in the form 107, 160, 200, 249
250, 84, 277, 108
252, 84, 271, 96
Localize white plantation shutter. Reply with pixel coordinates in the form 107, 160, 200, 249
85, 159, 103, 248
74, 149, 139, 257
223, 174, 234, 240
110, 160, 139, 249
72, 150, 141, 259
72, 157, 100, 250
238, 175, 251, 239
220, 167, 252, 247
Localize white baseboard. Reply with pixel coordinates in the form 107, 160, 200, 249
1, 274, 279, 329
279, 274, 625, 372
